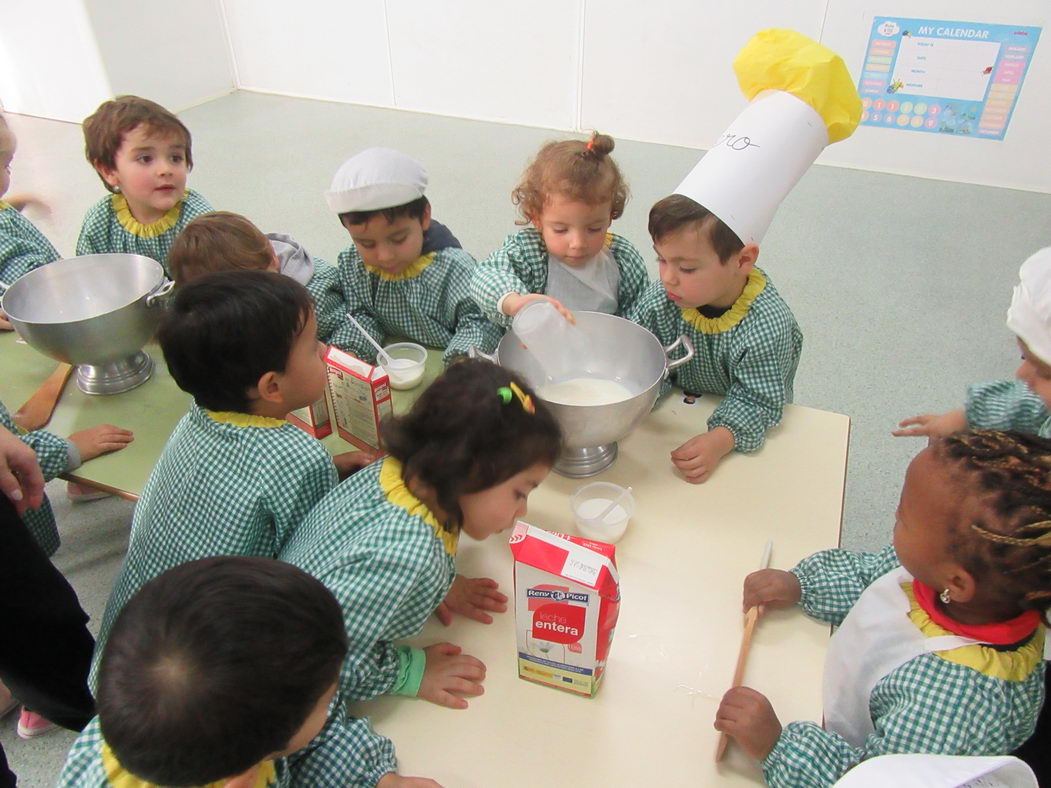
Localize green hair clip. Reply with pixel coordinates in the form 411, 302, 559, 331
497, 386, 513, 405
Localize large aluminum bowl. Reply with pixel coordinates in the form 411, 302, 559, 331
2, 254, 174, 394
495, 312, 694, 476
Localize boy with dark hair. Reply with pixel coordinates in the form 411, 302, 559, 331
168, 211, 346, 344
324, 147, 502, 365
77, 95, 213, 271
59, 556, 427, 786
629, 195, 802, 484
95, 272, 369, 659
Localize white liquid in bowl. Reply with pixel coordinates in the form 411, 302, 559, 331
538, 377, 633, 406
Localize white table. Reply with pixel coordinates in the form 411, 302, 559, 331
355, 394, 850, 786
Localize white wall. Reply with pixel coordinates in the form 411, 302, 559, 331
221, 0, 1051, 193
0, 0, 234, 123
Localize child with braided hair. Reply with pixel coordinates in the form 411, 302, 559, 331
470, 131, 649, 324
716, 430, 1050, 788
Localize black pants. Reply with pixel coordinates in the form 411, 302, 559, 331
0, 493, 96, 787
1013, 666, 1051, 786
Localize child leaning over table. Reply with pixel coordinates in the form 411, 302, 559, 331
76, 96, 213, 272
324, 147, 502, 366
60, 556, 439, 787
716, 431, 1049, 788
168, 210, 346, 343
469, 131, 648, 324
94, 271, 373, 660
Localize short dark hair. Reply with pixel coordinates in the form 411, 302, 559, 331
648, 194, 744, 263
159, 270, 313, 412
83, 96, 193, 193
338, 195, 429, 228
97, 556, 347, 785
383, 359, 562, 528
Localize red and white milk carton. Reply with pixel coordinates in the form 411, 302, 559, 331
325, 346, 393, 451
509, 522, 621, 697
286, 393, 333, 439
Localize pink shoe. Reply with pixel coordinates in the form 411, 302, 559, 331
66, 481, 111, 502
16, 708, 57, 739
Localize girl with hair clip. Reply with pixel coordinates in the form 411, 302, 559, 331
470, 131, 648, 325
716, 430, 1051, 788
278, 359, 561, 754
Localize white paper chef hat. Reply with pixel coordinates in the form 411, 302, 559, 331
325, 148, 428, 214
674, 29, 862, 245
1006, 247, 1051, 365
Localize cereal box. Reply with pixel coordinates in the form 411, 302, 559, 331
325, 346, 392, 451
287, 393, 333, 439
509, 522, 620, 697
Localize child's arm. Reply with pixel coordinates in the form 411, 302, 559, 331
442, 253, 505, 363
264, 438, 339, 552
305, 257, 346, 345
965, 379, 1049, 433
327, 251, 387, 363
789, 544, 900, 626
469, 236, 542, 326
892, 408, 967, 438
719, 653, 1039, 788
610, 236, 650, 318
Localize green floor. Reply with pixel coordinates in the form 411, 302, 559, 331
3, 91, 1050, 785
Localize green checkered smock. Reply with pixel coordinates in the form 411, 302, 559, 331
470, 227, 649, 326
329, 246, 502, 366
0, 201, 60, 283
965, 379, 1051, 437
279, 457, 458, 702
96, 405, 338, 652
627, 269, 802, 453
0, 400, 75, 556
761, 545, 1046, 788
58, 704, 397, 787
306, 257, 345, 344
75, 189, 213, 273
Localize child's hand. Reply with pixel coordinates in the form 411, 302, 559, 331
715, 686, 782, 761
436, 574, 508, 625
4, 193, 51, 217
376, 774, 444, 788
418, 642, 486, 709
742, 569, 801, 613
892, 408, 967, 438
0, 309, 12, 331
333, 449, 378, 479
69, 425, 134, 462
670, 427, 734, 484
502, 293, 576, 324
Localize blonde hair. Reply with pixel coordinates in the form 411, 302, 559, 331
168, 212, 272, 286
512, 131, 628, 225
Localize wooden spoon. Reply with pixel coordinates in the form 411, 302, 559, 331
13, 363, 73, 431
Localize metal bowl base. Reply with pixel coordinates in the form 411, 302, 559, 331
554, 443, 618, 478
76, 351, 154, 395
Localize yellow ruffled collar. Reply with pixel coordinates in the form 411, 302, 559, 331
380, 457, 458, 556
0, 201, 11, 211
902, 583, 1045, 682
112, 191, 186, 238
680, 268, 766, 335
364, 251, 436, 282
101, 741, 277, 788
205, 410, 289, 429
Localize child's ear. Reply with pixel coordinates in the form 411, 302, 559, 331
95, 163, 120, 190
420, 201, 432, 233
736, 243, 759, 274
254, 370, 284, 405
946, 565, 977, 604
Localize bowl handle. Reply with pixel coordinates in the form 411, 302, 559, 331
468, 346, 498, 363
145, 279, 176, 307
664, 334, 696, 373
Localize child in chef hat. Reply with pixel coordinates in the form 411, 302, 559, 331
324, 148, 502, 366
629, 29, 861, 483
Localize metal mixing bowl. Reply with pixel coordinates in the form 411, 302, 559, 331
493, 311, 695, 476
2, 254, 174, 395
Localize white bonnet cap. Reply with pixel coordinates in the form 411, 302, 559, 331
325, 148, 428, 214
1007, 246, 1051, 365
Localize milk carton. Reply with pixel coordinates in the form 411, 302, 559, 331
509, 522, 620, 697
325, 346, 393, 451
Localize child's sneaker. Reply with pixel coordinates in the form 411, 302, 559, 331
16, 708, 57, 739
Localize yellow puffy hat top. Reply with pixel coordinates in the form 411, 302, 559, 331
733, 29, 862, 143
